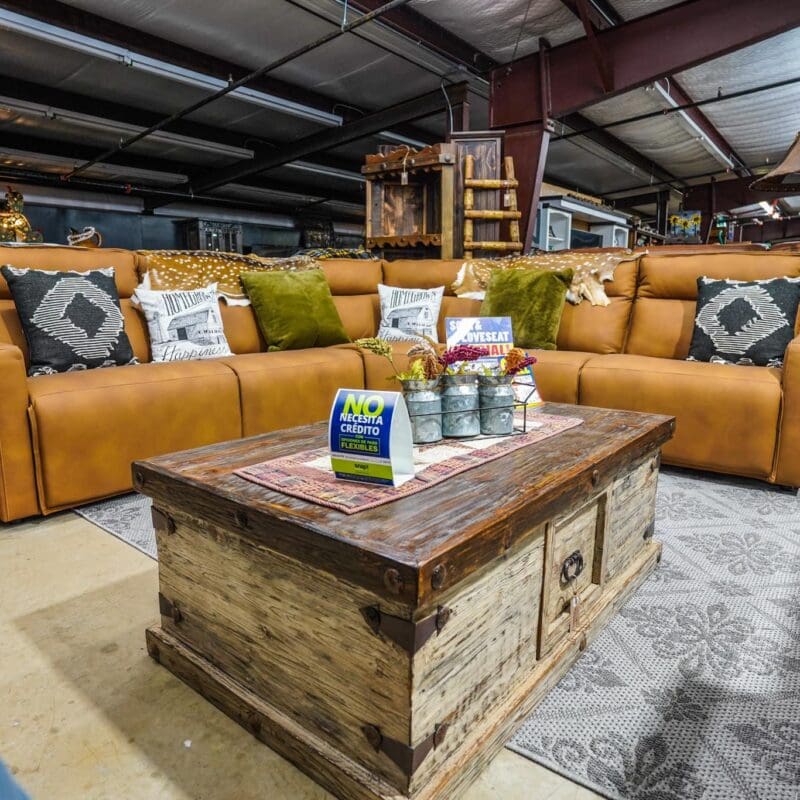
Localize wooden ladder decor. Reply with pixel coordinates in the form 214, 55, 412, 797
463, 154, 524, 259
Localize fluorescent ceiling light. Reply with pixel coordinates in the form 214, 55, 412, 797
286, 161, 365, 183
0, 146, 186, 184
0, 96, 255, 160
377, 130, 429, 149
0, 9, 343, 126
288, 0, 489, 100
649, 83, 735, 170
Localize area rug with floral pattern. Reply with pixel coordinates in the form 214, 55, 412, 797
510, 468, 800, 800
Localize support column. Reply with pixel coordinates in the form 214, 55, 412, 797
446, 96, 471, 139
656, 190, 669, 236
504, 124, 551, 252
502, 38, 552, 253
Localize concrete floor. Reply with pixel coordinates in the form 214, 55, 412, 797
1, 512, 602, 800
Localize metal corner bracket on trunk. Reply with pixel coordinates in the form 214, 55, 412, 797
361, 604, 451, 654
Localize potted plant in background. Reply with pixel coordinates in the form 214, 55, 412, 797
355, 338, 444, 444
478, 348, 538, 435
438, 344, 489, 438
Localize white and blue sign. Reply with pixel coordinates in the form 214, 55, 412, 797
445, 316, 514, 369
446, 316, 542, 408
329, 389, 415, 487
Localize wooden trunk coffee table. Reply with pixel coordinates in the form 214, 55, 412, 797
136, 403, 674, 800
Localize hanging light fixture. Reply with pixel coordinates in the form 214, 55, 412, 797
750, 132, 800, 192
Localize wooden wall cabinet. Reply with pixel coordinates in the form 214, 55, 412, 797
363, 144, 456, 259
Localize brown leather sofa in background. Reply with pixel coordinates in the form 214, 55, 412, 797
0, 246, 798, 522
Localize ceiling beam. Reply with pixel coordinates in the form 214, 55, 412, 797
0, 132, 365, 206
560, 111, 684, 190
556, 0, 745, 180
346, 0, 496, 72
652, 77, 750, 176
558, 0, 616, 31
185, 82, 469, 198
683, 176, 795, 213
491, 0, 800, 127
0, 76, 365, 175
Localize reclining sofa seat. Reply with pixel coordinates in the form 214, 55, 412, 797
0, 248, 369, 520
582, 251, 800, 486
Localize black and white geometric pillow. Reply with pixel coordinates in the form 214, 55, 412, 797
687, 276, 800, 368
1, 266, 138, 377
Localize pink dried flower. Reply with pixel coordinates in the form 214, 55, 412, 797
438, 344, 490, 369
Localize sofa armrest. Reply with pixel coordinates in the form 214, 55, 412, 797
774, 336, 800, 487
0, 344, 39, 520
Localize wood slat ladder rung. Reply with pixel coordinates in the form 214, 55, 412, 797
463, 153, 523, 259
464, 210, 522, 220
464, 179, 519, 189
463, 241, 524, 251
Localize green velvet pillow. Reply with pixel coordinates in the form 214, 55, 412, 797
480, 268, 573, 350
241, 269, 350, 351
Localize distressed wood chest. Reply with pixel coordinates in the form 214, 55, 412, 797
137, 403, 673, 800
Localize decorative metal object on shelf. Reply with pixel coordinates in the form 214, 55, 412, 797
300, 216, 335, 249
182, 219, 243, 253
0, 187, 43, 243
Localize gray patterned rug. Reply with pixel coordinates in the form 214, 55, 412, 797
75, 469, 800, 799
512, 469, 800, 800
75, 493, 155, 558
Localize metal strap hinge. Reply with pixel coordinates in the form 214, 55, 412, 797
362, 722, 449, 777
151, 507, 175, 535
158, 592, 182, 624
361, 605, 451, 655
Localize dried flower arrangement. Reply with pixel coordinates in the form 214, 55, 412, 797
499, 347, 538, 377
354, 337, 443, 382
438, 344, 490, 375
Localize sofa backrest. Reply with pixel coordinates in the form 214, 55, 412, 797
0, 245, 151, 364
381, 259, 481, 341
626, 251, 800, 359
381, 257, 640, 354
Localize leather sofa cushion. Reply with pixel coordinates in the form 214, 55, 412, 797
333, 295, 381, 341
638, 252, 800, 299
121, 299, 152, 363
580, 354, 782, 479
382, 259, 464, 295
628, 253, 800, 358
0, 246, 139, 299
361, 342, 412, 391
322, 259, 383, 295
218, 303, 265, 354
28, 360, 241, 511
219, 349, 364, 436
438, 296, 482, 341
532, 350, 596, 404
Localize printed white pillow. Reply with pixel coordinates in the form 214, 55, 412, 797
377, 284, 444, 343
133, 283, 233, 362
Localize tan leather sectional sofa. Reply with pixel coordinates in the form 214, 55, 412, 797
0, 245, 798, 522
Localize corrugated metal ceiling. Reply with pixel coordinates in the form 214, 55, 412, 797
675, 28, 800, 170
0, 0, 797, 219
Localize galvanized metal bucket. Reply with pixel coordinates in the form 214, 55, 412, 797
478, 375, 515, 436
401, 379, 442, 444
441, 374, 480, 438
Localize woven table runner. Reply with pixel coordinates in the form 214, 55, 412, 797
235, 412, 583, 514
